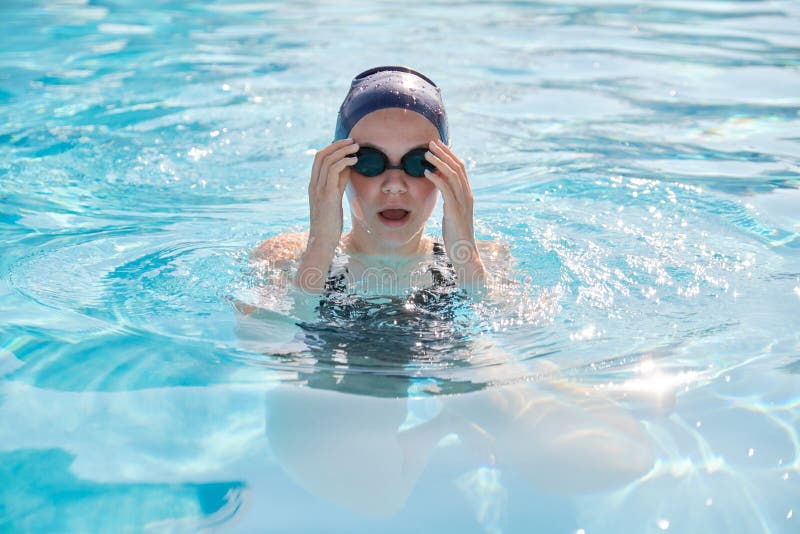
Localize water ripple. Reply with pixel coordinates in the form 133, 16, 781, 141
1, 0, 799, 397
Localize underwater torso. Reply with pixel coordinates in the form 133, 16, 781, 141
292, 241, 482, 397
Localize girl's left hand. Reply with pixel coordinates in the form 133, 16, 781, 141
423, 139, 486, 285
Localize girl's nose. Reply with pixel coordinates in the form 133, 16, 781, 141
381, 169, 408, 194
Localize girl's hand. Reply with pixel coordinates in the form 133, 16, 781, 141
423, 140, 486, 286
307, 138, 359, 252
297, 138, 358, 292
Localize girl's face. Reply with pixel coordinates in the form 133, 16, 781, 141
346, 108, 440, 250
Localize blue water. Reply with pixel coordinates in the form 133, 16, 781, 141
2, 0, 799, 532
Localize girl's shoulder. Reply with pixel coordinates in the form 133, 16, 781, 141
251, 231, 308, 267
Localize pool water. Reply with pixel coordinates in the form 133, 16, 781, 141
2, 0, 799, 532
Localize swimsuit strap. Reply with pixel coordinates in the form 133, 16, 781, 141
324, 266, 349, 294
429, 241, 457, 288
323, 240, 455, 296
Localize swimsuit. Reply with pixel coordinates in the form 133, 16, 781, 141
315, 241, 460, 325
292, 242, 483, 397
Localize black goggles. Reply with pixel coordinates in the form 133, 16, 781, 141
352, 147, 435, 178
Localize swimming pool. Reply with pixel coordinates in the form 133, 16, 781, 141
1, 0, 799, 531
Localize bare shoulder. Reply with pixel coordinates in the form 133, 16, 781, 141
251, 231, 308, 266
477, 239, 513, 270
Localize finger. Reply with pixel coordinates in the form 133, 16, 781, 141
431, 139, 466, 170
424, 150, 464, 198
316, 140, 357, 176
311, 138, 356, 190
317, 143, 359, 193
429, 140, 470, 195
322, 145, 358, 191
327, 156, 357, 193
431, 140, 472, 194
311, 140, 350, 184
319, 156, 356, 197
423, 168, 457, 206
424, 150, 454, 177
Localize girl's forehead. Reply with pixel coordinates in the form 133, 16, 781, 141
350, 108, 439, 142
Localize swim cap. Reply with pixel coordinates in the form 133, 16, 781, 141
334, 66, 449, 143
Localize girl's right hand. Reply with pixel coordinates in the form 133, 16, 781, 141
307, 138, 359, 254
296, 138, 358, 292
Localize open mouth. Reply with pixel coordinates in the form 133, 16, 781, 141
378, 209, 411, 226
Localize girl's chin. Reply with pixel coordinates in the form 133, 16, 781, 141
368, 218, 425, 240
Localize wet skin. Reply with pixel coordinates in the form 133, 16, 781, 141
292, 107, 485, 292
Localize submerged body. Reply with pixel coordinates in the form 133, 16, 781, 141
241, 67, 658, 510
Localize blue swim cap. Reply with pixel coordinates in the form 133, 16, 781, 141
334, 66, 449, 143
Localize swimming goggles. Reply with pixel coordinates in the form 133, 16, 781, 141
353, 147, 435, 178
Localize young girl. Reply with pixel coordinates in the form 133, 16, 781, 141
246, 71, 655, 502
253, 66, 488, 295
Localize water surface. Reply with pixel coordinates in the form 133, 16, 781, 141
1, 1, 799, 532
